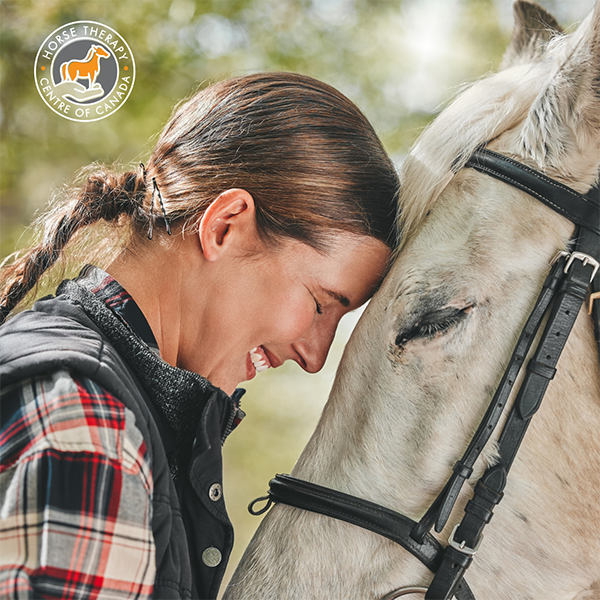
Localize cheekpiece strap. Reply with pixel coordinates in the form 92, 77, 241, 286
425, 152, 599, 599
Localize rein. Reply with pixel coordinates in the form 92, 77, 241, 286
248, 148, 600, 600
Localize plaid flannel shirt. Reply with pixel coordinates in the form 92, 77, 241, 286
0, 269, 158, 599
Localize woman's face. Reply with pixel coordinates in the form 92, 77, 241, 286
180, 233, 390, 395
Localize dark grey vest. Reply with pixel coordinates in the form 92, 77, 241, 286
0, 279, 238, 600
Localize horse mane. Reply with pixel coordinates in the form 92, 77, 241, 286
83, 46, 96, 61
395, 46, 564, 248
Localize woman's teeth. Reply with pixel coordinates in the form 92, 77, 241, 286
250, 347, 270, 373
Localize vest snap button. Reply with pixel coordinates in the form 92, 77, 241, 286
202, 546, 222, 567
209, 483, 222, 501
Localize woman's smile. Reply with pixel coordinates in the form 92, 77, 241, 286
248, 345, 273, 378
224, 235, 390, 391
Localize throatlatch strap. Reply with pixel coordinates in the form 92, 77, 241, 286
584, 183, 600, 367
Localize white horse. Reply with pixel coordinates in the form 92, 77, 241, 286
224, 2, 600, 599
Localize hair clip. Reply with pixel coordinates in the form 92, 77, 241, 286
147, 176, 172, 240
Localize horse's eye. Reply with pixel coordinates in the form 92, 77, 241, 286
395, 305, 472, 348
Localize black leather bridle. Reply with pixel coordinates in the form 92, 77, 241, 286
248, 148, 600, 600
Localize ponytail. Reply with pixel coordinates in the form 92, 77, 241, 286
2, 73, 400, 323
0, 169, 146, 324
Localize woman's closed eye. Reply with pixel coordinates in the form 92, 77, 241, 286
315, 299, 324, 315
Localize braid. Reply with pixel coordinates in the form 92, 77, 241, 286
0, 169, 146, 324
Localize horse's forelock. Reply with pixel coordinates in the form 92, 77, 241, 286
395, 60, 557, 248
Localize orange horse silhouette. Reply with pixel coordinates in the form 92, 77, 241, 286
60, 45, 110, 88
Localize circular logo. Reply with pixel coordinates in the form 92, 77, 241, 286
34, 21, 135, 122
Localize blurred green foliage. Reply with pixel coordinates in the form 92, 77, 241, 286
0, 0, 592, 591
0, 0, 513, 258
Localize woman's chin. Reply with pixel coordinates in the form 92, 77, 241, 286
204, 353, 264, 396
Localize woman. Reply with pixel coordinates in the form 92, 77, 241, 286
0, 72, 398, 599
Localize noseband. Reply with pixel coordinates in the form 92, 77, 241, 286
249, 148, 600, 600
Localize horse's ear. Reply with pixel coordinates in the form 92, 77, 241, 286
519, 2, 600, 181
500, 1, 562, 70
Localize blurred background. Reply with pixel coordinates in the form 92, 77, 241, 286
0, 0, 592, 591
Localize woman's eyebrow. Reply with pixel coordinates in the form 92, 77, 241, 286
324, 288, 350, 307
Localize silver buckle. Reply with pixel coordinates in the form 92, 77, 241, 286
551, 250, 569, 266
563, 252, 599, 282
448, 524, 483, 556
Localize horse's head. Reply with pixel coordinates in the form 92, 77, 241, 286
93, 45, 111, 59
225, 2, 600, 599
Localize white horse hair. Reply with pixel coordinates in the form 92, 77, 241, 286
224, 2, 600, 598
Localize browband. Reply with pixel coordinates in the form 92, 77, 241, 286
465, 148, 600, 236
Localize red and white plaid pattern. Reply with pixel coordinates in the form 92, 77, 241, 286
0, 370, 155, 599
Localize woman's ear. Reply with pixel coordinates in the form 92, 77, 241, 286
198, 189, 257, 262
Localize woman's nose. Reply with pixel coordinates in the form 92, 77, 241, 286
293, 321, 338, 373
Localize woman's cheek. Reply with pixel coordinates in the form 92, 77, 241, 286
270, 296, 315, 344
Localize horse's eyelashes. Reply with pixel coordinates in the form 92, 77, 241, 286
394, 305, 471, 348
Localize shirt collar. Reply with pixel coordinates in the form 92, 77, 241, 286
74, 265, 245, 443
77, 265, 160, 352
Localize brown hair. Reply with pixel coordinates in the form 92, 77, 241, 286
0, 72, 399, 323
